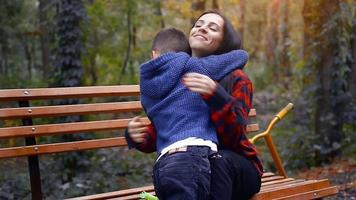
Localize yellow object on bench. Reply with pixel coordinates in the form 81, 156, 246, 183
0, 85, 338, 199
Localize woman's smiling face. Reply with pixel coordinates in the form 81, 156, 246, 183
189, 13, 224, 57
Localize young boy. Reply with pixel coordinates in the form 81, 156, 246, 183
134, 28, 248, 199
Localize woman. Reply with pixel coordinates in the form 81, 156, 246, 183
126, 11, 262, 200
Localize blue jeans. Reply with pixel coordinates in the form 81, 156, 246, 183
153, 146, 212, 200
209, 150, 262, 200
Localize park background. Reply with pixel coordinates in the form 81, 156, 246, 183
0, 0, 355, 199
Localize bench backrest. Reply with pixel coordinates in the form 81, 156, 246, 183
0, 85, 260, 198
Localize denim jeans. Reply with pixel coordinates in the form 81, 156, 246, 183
209, 150, 262, 200
153, 146, 212, 200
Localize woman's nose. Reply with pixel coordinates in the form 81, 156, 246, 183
198, 26, 207, 33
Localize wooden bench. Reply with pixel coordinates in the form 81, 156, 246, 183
0, 85, 338, 200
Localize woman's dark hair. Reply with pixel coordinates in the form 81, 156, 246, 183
194, 10, 243, 93
194, 10, 242, 55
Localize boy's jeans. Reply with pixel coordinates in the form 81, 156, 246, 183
153, 146, 213, 200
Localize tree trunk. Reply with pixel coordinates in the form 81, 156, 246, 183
0, 35, 9, 76
280, 0, 290, 79
191, 0, 206, 26
307, 0, 342, 164
155, 1, 165, 28
118, 6, 132, 83
39, 0, 50, 80
239, 0, 245, 44
350, 18, 356, 109
20, 36, 32, 81
212, 0, 219, 10
89, 29, 98, 85
266, 0, 280, 81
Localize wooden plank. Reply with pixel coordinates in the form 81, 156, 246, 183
253, 179, 332, 199
0, 85, 140, 101
261, 178, 296, 187
261, 172, 275, 178
261, 180, 307, 190
274, 186, 339, 200
0, 118, 140, 139
66, 185, 154, 200
0, 102, 142, 119
0, 117, 256, 139
260, 180, 318, 192
0, 105, 255, 120
261, 175, 285, 183
0, 137, 128, 159
247, 123, 259, 133
249, 109, 256, 117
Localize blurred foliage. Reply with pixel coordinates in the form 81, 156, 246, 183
0, 0, 355, 198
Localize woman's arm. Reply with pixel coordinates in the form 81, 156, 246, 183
184, 69, 263, 175
183, 69, 254, 152
124, 116, 157, 153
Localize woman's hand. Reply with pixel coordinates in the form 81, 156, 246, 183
128, 116, 148, 143
183, 72, 217, 95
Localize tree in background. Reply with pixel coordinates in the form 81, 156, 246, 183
55, 0, 85, 88
54, 0, 87, 185
288, 0, 355, 168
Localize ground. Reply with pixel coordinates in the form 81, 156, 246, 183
293, 159, 356, 199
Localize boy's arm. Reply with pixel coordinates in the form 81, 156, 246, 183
187, 50, 248, 81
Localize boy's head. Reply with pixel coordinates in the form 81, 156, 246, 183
151, 28, 191, 59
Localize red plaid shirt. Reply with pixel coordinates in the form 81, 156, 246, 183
132, 69, 263, 176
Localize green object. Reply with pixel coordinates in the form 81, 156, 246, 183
139, 191, 159, 200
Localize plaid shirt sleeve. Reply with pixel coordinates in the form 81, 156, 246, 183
202, 69, 263, 176
124, 123, 156, 153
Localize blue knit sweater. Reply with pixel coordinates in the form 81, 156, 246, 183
140, 50, 248, 153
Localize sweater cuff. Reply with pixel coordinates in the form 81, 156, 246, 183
124, 129, 140, 149
203, 83, 232, 110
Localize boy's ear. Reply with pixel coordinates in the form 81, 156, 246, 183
151, 50, 160, 59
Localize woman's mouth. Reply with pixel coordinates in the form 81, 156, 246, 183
194, 34, 207, 41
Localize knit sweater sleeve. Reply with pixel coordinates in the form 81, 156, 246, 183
188, 50, 248, 81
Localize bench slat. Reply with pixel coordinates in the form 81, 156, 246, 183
0, 119, 258, 139
0, 85, 140, 101
273, 186, 339, 200
261, 172, 275, 177
0, 102, 142, 119
254, 179, 332, 199
66, 185, 154, 200
0, 119, 136, 139
0, 106, 256, 120
249, 108, 256, 117
261, 178, 296, 186
261, 175, 285, 182
247, 123, 259, 133
0, 137, 128, 159
261, 179, 307, 190
65, 179, 337, 200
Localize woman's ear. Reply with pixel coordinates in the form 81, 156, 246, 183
151, 50, 160, 59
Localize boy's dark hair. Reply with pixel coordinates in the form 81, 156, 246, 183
152, 28, 191, 55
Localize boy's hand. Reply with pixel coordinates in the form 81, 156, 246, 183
128, 116, 148, 143
183, 72, 217, 95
